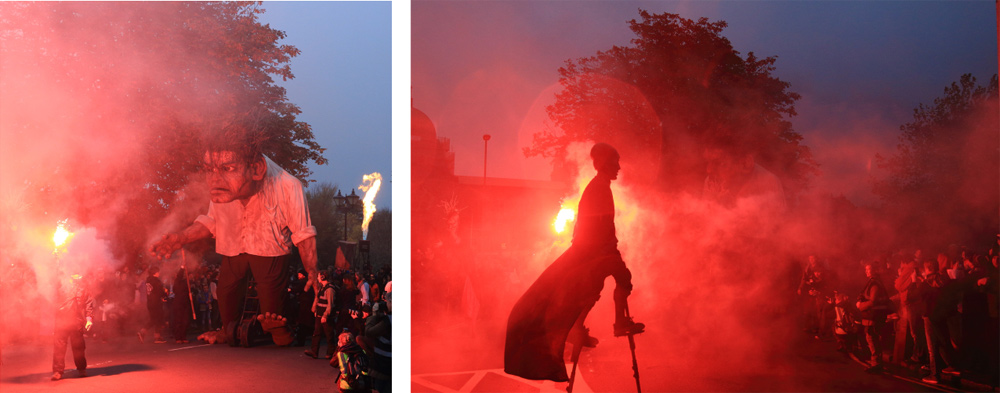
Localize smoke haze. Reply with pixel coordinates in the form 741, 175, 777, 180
411, 3, 997, 388
0, 2, 287, 344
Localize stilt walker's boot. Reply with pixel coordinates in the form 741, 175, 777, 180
623, 303, 643, 393
569, 325, 599, 348
570, 303, 599, 348
613, 289, 644, 337
614, 320, 645, 337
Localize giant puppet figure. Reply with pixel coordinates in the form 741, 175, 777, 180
150, 122, 318, 346
504, 143, 644, 382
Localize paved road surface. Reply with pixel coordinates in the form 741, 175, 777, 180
1, 334, 343, 393
411, 319, 953, 393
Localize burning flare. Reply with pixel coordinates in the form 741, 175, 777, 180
52, 219, 73, 252
359, 172, 382, 240
553, 207, 575, 234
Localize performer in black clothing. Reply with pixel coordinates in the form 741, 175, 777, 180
140, 266, 167, 344
336, 273, 360, 336
289, 269, 315, 346
366, 298, 392, 393
305, 271, 336, 359
171, 267, 193, 343
505, 143, 644, 382
52, 272, 94, 381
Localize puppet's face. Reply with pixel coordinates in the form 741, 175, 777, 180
203, 151, 263, 203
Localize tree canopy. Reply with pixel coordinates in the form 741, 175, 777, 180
873, 73, 999, 249
0, 2, 326, 268
526, 10, 817, 197
367, 210, 392, 272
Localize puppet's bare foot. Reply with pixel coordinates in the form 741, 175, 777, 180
197, 329, 228, 344
257, 312, 293, 346
257, 312, 287, 330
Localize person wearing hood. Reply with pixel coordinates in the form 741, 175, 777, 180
331, 331, 369, 392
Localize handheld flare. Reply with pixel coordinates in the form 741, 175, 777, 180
52, 219, 73, 253
554, 208, 576, 234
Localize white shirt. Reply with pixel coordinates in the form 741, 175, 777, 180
359, 281, 371, 306
195, 156, 317, 257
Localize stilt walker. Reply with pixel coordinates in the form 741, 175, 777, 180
505, 143, 644, 385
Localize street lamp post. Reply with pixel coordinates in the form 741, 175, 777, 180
333, 188, 361, 241
483, 134, 491, 185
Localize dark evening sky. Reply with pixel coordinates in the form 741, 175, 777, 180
258, 1, 393, 208
412, 0, 997, 205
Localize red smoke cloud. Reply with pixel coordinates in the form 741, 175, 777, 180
0, 3, 227, 344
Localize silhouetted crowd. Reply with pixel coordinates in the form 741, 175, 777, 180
798, 238, 999, 387
68, 264, 221, 344
0, 262, 216, 345
0, 260, 392, 392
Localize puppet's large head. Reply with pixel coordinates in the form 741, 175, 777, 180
202, 119, 267, 204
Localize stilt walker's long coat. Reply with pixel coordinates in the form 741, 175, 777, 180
504, 174, 623, 382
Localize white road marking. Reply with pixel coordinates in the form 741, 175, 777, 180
167, 344, 213, 352
411, 366, 593, 393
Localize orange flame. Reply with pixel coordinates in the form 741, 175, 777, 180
52, 219, 73, 252
550, 143, 597, 240
553, 207, 575, 234
539, 142, 644, 274
359, 172, 382, 240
